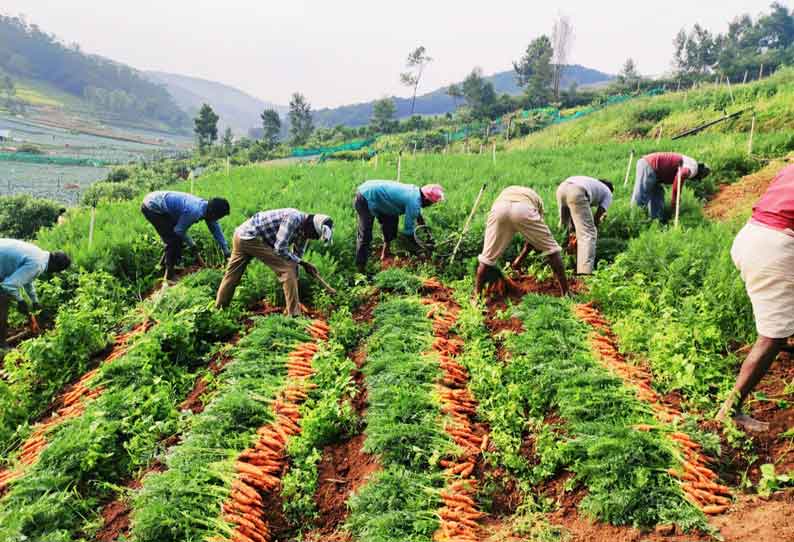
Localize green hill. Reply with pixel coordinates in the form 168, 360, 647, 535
0, 14, 189, 133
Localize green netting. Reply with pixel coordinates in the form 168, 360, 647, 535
0, 151, 106, 167
292, 138, 375, 157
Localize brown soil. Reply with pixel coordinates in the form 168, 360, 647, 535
710, 490, 794, 542
704, 157, 792, 221
309, 434, 380, 536
94, 462, 165, 542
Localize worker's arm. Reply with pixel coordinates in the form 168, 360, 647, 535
207, 220, 231, 257
173, 213, 198, 248
273, 215, 303, 264
594, 207, 607, 227
402, 195, 422, 236
546, 251, 570, 296
1, 260, 40, 303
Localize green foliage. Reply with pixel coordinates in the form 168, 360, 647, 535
373, 268, 423, 294
0, 194, 63, 239
289, 92, 314, 146
371, 98, 397, 134
513, 35, 554, 107
194, 103, 220, 152
757, 463, 794, 497
260, 108, 282, 150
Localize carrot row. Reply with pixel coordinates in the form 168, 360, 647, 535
215, 319, 327, 542
0, 321, 149, 494
421, 280, 489, 542
575, 303, 731, 517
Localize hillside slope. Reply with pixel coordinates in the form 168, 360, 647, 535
313, 64, 613, 127
0, 14, 189, 132
147, 71, 287, 136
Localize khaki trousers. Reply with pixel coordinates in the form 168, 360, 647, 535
215, 233, 301, 316
557, 182, 597, 274
477, 199, 561, 267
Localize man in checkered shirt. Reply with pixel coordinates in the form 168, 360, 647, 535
215, 208, 333, 316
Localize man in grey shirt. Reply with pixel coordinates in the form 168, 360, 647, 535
556, 176, 614, 275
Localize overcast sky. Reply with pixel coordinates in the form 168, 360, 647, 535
3, 0, 781, 108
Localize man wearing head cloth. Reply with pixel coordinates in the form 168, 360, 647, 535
215, 208, 333, 316
353, 180, 445, 272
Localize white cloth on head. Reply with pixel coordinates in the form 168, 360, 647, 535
313, 214, 333, 244
682, 155, 699, 178
731, 221, 794, 339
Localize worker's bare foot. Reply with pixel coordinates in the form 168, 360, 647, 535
733, 414, 769, 433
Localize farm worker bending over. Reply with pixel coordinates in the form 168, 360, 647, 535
215, 209, 333, 317
556, 176, 614, 275
474, 186, 569, 297
630, 152, 710, 220
0, 239, 71, 346
140, 191, 231, 280
354, 180, 445, 272
716, 164, 794, 432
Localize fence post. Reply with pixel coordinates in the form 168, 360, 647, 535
674, 170, 682, 228
89, 205, 96, 247
748, 113, 756, 156
624, 150, 635, 187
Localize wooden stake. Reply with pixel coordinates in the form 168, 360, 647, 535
506, 117, 513, 141
759, 64, 764, 79
190, 174, 194, 194
743, 70, 748, 84
226, 156, 230, 176
624, 150, 635, 187
479, 143, 483, 155
88, 205, 96, 247
397, 151, 402, 182
726, 75, 735, 104
374, 153, 379, 168
674, 170, 682, 228
450, 183, 487, 265
492, 142, 496, 165
748, 113, 756, 156
656, 126, 663, 142
413, 141, 417, 156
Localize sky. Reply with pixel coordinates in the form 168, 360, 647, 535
2, 0, 781, 108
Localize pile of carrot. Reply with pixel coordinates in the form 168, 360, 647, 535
575, 303, 730, 516
214, 319, 328, 542
422, 294, 489, 542
0, 322, 148, 494
485, 275, 525, 299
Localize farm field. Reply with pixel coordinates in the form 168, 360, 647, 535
1, 74, 794, 542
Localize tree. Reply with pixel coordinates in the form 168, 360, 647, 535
617, 58, 641, 89
673, 24, 717, 75
513, 36, 554, 107
551, 16, 575, 100
447, 84, 463, 110
194, 103, 219, 152
400, 46, 432, 115
288, 93, 313, 146
370, 97, 396, 134
461, 68, 497, 119
260, 109, 282, 150
221, 127, 234, 155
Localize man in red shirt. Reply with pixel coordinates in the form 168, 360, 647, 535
631, 152, 710, 220
717, 164, 794, 431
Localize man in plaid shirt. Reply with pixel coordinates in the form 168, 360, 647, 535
215, 208, 333, 316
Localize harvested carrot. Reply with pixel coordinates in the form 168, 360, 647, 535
702, 504, 730, 515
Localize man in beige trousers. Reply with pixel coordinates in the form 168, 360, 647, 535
474, 186, 569, 297
215, 208, 334, 316
556, 176, 614, 275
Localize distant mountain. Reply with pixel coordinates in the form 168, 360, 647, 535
147, 71, 287, 136
313, 64, 614, 128
0, 15, 190, 132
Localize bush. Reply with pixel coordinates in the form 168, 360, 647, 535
16, 143, 43, 155
106, 167, 131, 183
0, 194, 63, 239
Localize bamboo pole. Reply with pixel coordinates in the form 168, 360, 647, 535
88, 206, 96, 247
674, 170, 683, 228
450, 183, 487, 265
624, 150, 635, 187
748, 113, 756, 156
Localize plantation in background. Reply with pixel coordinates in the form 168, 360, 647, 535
0, 71, 792, 541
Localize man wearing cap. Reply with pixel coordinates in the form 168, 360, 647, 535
141, 190, 231, 280
474, 186, 569, 297
631, 152, 711, 220
215, 208, 333, 316
0, 239, 71, 346
716, 164, 794, 432
354, 180, 445, 272
556, 176, 614, 275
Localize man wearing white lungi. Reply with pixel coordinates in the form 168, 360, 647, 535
717, 164, 794, 431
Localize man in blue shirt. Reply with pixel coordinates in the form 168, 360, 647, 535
0, 239, 71, 346
141, 191, 231, 280
215, 209, 333, 316
354, 180, 445, 272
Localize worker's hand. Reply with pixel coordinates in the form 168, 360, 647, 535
31, 302, 41, 312
510, 258, 523, 272
399, 233, 420, 253
16, 300, 29, 315
300, 261, 318, 277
